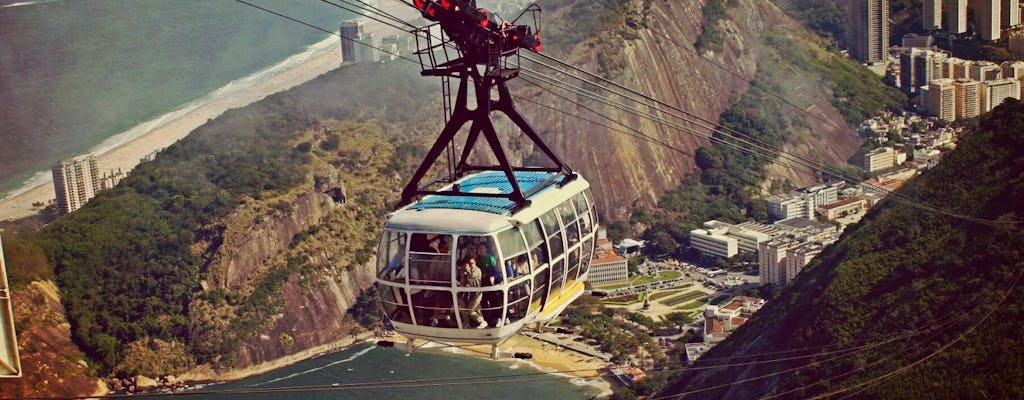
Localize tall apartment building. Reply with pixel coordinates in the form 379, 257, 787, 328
946, 0, 968, 33
983, 78, 1022, 111
784, 242, 827, 283
977, 0, 1002, 41
849, 0, 889, 63
1001, 60, 1024, 80
923, 0, 943, 30
52, 154, 101, 214
339, 21, 364, 63
927, 78, 957, 121
864, 146, 899, 172
946, 57, 972, 79
971, 61, 1003, 81
954, 79, 983, 119
1010, 29, 1024, 57
1003, 0, 1020, 27
900, 49, 946, 93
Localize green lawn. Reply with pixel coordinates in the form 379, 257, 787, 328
675, 300, 706, 310
631, 275, 657, 285
648, 291, 679, 301
658, 270, 683, 280
660, 291, 707, 306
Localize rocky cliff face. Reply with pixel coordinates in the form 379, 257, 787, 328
520, 0, 861, 220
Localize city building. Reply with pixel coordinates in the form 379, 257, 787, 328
766, 193, 814, 221
982, 78, 1022, 112
900, 48, 946, 93
1001, 60, 1024, 80
923, 0, 943, 30
356, 32, 377, 63
902, 33, 934, 47
819, 197, 870, 220
926, 78, 956, 121
339, 21, 364, 63
785, 242, 828, 283
849, 0, 889, 63
1004, 0, 1020, 27
970, 61, 1003, 81
1009, 29, 1024, 58
52, 154, 101, 214
588, 239, 629, 286
954, 79, 983, 119
864, 146, 899, 172
946, 0, 968, 33
976, 0, 1002, 41
946, 57, 972, 80
701, 297, 765, 345
759, 237, 797, 285
690, 227, 738, 258
0, 231, 22, 377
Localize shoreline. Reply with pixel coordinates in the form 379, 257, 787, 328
0, 3, 421, 222
164, 333, 614, 397
0, 45, 344, 222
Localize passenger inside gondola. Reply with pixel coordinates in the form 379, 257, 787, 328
409, 233, 453, 286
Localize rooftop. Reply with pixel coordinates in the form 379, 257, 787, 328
820, 197, 866, 211
411, 171, 566, 215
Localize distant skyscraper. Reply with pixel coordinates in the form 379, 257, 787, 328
982, 78, 1022, 111
849, 0, 890, 63
52, 154, 101, 214
927, 78, 956, 121
946, 0, 968, 33
954, 79, 982, 119
977, 0, 1002, 41
1003, 0, 1020, 27
924, 0, 943, 30
339, 21, 364, 63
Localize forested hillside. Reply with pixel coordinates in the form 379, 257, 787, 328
661, 99, 1024, 399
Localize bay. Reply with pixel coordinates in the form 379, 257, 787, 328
163, 343, 600, 399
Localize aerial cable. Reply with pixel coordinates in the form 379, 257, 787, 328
319, 0, 416, 34
195, 5, 1024, 396
344, 0, 419, 29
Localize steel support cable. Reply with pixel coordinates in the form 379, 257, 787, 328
356, 0, 1024, 227
206, 5, 1024, 399
576, 0, 856, 137
319, 0, 415, 34
346, 0, 419, 29
519, 56, 1022, 228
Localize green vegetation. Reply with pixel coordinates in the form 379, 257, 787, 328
659, 291, 706, 307
36, 62, 436, 374
661, 100, 1024, 398
694, 0, 738, 53
673, 300, 706, 310
636, 24, 904, 260
658, 270, 682, 280
603, 293, 643, 305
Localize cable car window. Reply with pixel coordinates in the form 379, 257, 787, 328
580, 237, 595, 277
539, 211, 560, 237
523, 219, 544, 248
457, 236, 499, 287
531, 267, 549, 312
497, 227, 527, 258
567, 247, 580, 282
380, 283, 414, 325
574, 193, 594, 237
378, 231, 407, 282
548, 233, 564, 260
412, 290, 456, 327
564, 220, 580, 249
584, 190, 598, 228
481, 289, 504, 328
409, 233, 452, 287
549, 257, 564, 298
556, 201, 576, 228
508, 280, 531, 323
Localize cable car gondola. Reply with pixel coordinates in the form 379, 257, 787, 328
376, 170, 597, 343
373, 1, 598, 350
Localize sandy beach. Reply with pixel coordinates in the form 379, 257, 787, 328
0, 4, 421, 222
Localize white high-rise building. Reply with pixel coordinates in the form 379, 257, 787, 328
924, 0, 943, 30
954, 79, 983, 119
983, 78, 1022, 112
927, 78, 957, 122
977, 0, 1002, 41
849, 0, 889, 63
946, 0, 968, 33
52, 154, 101, 214
1003, 0, 1020, 27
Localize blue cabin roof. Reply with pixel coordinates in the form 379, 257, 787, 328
410, 171, 565, 215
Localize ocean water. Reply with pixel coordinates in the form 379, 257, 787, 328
0, 0, 357, 196
163, 342, 602, 399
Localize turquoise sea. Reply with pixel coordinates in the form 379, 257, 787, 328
162, 343, 602, 399
0, 0, 357, 197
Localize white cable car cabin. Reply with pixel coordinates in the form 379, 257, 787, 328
376, 170, 598, 344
